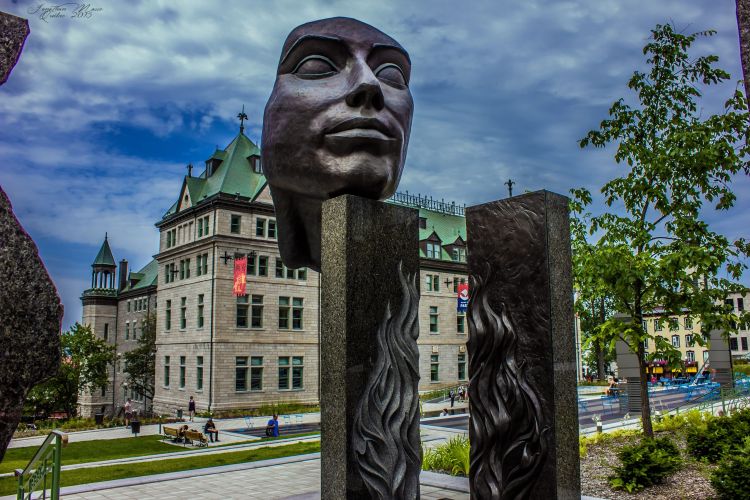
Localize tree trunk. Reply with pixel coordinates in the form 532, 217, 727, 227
596, 298, 607, 380
737, 0, 750, 102
634, 283, 654, 438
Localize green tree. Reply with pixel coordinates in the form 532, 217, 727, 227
574, 24, 750, 437
123, 312, 157, 414
25, 323, 114, 418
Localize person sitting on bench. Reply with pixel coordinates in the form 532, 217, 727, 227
177, 424, 189, 443
204, 418, 219, 442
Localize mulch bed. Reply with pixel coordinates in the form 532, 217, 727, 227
581, 431, 717, 499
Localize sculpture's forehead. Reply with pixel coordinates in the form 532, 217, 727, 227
281, 17, 404, 58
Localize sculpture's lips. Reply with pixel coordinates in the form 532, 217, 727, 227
325, 118, 394, 140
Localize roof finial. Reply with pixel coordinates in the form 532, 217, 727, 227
105, 232, 108, 241
505, 178, 515, 197
238, 104, 248, 134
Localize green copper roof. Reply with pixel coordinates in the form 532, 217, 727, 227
92, 235, 116, 267
163, 131, 265, 218
419, 208, 466, 245
122, 259, 159, 292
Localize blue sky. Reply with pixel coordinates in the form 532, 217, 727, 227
1, 0, 748, 329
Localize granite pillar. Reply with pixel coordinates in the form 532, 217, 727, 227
0, 11, 29, 86
708, 330, 734, 389
0, 187, 63, 460
615, 338, 643, 413
320, 195, 421, 499
465, 190, 580, 500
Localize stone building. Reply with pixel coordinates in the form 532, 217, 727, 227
80, 126, 469, 417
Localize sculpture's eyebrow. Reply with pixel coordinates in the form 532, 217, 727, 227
280, 34, 344, 66
372, 42, 411, 65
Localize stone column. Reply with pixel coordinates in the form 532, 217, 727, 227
708, 330, 734, 389
320, 195, 421, 499
465, 190, 580, 500
615, 338, 643, 413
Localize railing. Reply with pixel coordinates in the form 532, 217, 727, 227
388, 191, 466, 216
15, 430, 67, 500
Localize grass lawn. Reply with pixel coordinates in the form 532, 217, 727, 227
2, 440, 320, 496
1, 435, 178, 475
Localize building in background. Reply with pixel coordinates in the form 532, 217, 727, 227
79, 124, 470, 417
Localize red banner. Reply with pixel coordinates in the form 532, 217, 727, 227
233, 256, 247, 296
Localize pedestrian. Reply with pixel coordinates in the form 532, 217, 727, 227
265, 414, 279, 437
124, 398, 132, 427
449, 389, 455, 408
204, 418, 219, 442
188, 396, 196, 422
440, 408, 449, 417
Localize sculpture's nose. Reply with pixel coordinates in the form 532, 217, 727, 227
345, 62, 385, 111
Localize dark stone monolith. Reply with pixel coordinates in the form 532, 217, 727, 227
0, 11, 29, 86
465, 190, 580, 499
615, 337, 643, 413
320, 195, 421, 499
0, 187, 63, 460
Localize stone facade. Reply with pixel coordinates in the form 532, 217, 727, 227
80, 130, 469, 417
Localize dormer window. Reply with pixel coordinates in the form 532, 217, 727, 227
249, 155, 262, 174
426, 242, 441, 259
452, 248, 466, 262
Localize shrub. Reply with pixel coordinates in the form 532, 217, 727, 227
609, 437, 682, 493
711, 437, 750, 499
422, 435, 470, 476
687, 409, 750, 462
579, 429, 640, 458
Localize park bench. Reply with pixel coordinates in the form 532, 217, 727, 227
163, 426, 186, 445
184, 430, 209, 447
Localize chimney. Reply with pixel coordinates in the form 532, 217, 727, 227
119, 259, 128, 290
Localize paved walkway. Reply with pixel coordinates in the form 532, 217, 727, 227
1, 454, 470, 500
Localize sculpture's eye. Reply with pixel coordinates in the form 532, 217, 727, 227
374, 63, 407, 87
293, 55, 338, 78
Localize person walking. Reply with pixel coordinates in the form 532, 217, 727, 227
188, 396, 196, 422
449, 389, 455, 408
124, 398, 132, 428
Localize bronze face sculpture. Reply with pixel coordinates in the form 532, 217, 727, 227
262, 17, 413, 271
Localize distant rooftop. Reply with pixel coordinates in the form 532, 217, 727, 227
388, 191, 465, 217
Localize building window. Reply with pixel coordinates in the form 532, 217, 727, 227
654, 319, 663, 332
430, 354, 439, 382
180, 297, 187, 329
258, 256, 268, 276
453, 277, 466, 293
429, 306, 439, 333
292, 356, 303, 389
643, 339, 649, 350
739, 298, 745, 312
251, 356, 263, 390
104, 323, 109, 341
203, 216, 210, 236
179, 356, 186, 389
730, 337, 739, 351
198, 218, 204, 237
292, 298, 303, 330
231, 214, 241, 234
197, 253, 208, 276
164, 356, 170, 387
426, 274, 439, 292
458, 353, 467, 381
236, 357, 248, 392
127, 301, 131, 312
256, 218, 266, 237
237, 295, 249, 328
452, 247, 466, 262
276, 258, 284, 278
286, 267, 295, 279
426, 242, 441, 259
165, 300, 171, 330
672, 335, 680, 348
686, 350, 695, 362
252, 156, 262, 173
125, 323, 130, 340
703, 350, 709, 362
278, 357, 289, 389
251, 295, 263, 328
684, 316, 693, 330
419, 217, 427, 229
247, 253, 256, 276
743, 337, 749, 351
279, 297, 290, 329
197, 294, 204, 328
457, 314, 465, 334
166, 230, 172, 248
196, 356, 203, 391
686, 334, 694, 347
298, 268, 307, 281
669, 318, 678, 331
268, 219, 276, 239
